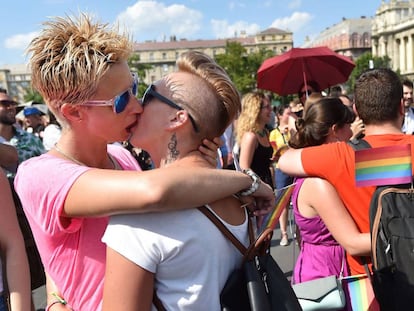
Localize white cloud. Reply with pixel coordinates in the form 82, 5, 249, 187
4, 31, 39, 50
288, 0, 301, 10
211, 19, 261, 39
270, 11, 313, 33
262, 1, 273, 8
116, 1, 203, 41
229, 2, 246, 10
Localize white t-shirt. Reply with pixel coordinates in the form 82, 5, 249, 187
402, 107, 414, 134
103, 205, 249, 311
42, 124, 62, 151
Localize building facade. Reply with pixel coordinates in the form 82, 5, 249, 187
0, 64, 31, 103
134, 28, 293, 84
372, 0, 414, 78
304, 16, 372, 60
3, 1, 414, 100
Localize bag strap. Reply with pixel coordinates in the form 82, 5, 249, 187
153, 206, 254, 311
153, 290, 166, 311
347, 138, 371, 150
197, 205, 254, 256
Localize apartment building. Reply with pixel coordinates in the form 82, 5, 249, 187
0, 64, 31, 103
3, 0, 414, 100
134, 28, 293, 84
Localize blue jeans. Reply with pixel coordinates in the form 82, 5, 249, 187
0, 295, 7, 311
275, 168, 293, 189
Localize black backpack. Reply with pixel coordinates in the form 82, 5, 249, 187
349, 139, 414, 310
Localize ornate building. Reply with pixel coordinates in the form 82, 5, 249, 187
303, 17, 372, 60
372, 0, 414, 78
134, 28, 293, 84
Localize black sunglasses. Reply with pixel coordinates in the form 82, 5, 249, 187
0, 100, 17, 108
142, 84, 199, 132
299, 90, 313, 98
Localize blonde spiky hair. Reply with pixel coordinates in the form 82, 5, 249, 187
28, 13, 133, 110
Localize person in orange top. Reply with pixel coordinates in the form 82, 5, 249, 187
279, 68, 414, 275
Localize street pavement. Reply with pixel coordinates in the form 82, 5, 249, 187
270, 212, 300, 283
33, 208, 299, 310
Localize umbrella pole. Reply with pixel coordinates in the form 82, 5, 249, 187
302, 61, 309, 100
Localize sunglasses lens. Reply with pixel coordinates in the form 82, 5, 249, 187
300, 90, 312, 97
132, 81, 138, 97
114, 91, 130, 113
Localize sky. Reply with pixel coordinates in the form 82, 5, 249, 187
0, 0, 382, 66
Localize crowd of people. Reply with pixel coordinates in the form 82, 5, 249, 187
2, 13, 274, 311
1, 10, 414, 311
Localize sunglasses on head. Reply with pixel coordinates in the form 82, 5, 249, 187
142, 84, 199, 132
83, 74, 138, 114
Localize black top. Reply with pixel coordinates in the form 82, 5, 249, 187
250, 143, 274, 189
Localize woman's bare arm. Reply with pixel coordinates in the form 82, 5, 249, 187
64, 166, 275, 217
303, 178, 370, 256
0, 143, 18, 171
238, 132, 257, 170
103, 247, 153, 311
0, 172, 31, 311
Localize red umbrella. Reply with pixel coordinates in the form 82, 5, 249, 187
257, 46, 355, 95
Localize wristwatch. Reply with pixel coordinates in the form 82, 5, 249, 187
238, 169, 261, 196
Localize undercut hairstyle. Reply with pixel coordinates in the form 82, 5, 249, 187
354, 68, 402, 125
289, 97, 355, 148
28, 13, 132, 112
169, 51, 241, 138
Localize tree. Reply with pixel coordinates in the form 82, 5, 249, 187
346, 52, 394, 92
128, 54, 152, 96
215, 41, 274, 95
24, 88, 44, 104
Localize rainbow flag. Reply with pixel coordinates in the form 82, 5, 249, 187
355, 144, 412, 187
342, 274, 380, 311
258, 183, 295, 234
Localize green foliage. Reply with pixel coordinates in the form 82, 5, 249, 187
346, 52, 394, 92
24, 88, 44, 103
128, 54, 152, 96
214, 41, 274, 95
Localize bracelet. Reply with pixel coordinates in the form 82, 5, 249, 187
46, 301, 64, 311
45, 293, 68, 311
237, 169, 261, 196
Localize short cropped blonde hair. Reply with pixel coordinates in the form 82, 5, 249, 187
28, 13, 133, 111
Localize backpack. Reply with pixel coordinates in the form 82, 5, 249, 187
198, 206, 302, 311
348, 139, 414, 310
